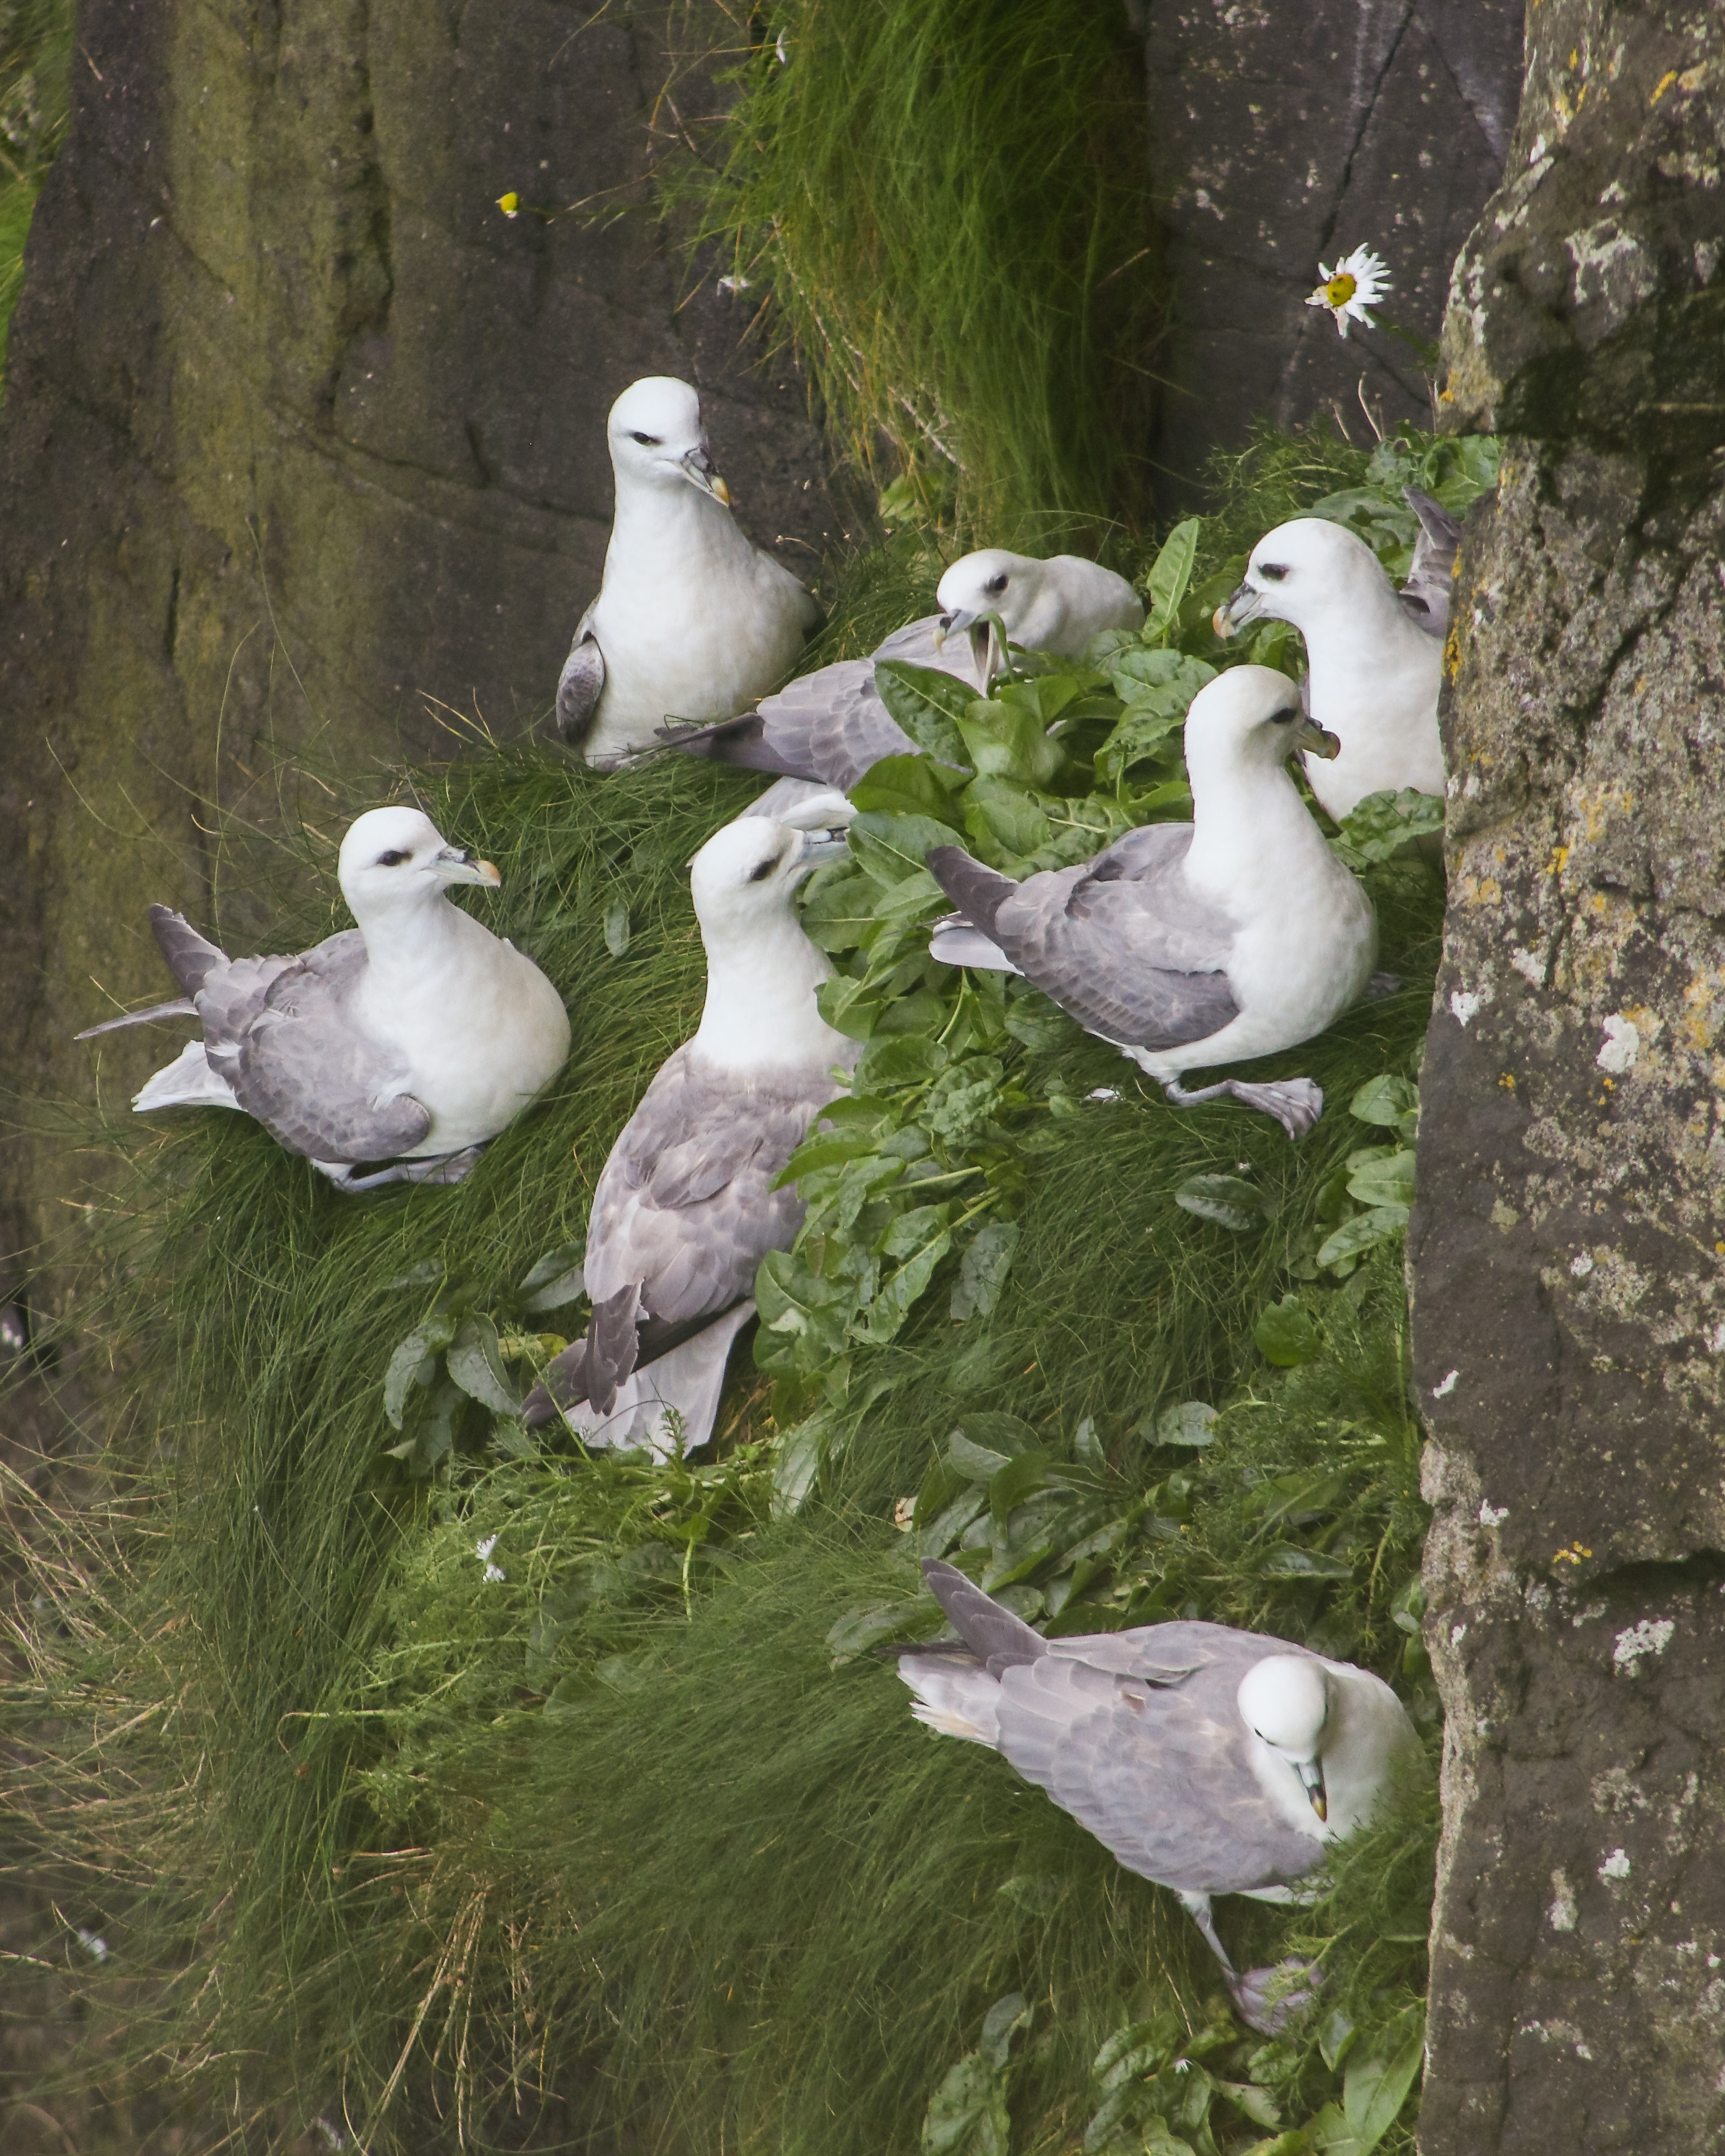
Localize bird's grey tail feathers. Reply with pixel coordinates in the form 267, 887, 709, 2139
1398, 488, 1464, 639
522, 1293, 749, 1432
148, 906, 230, 997
586, 1282, 644, 1416
654, 713, 813, 782
921, 1558, 1047, 1678
75, 997, 198, 1039
926, 848, 1016, 940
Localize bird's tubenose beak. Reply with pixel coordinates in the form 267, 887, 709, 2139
436, 847, 503, 889
682, 443, 732, 507
934, 607, 1004, 685
1212, 581, 1267, 639
1298, 1758, 1328, 1822
794, 827, 854, 868
1292, 711, 1342, 763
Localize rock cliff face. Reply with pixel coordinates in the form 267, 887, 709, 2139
0, 0, 840, 1291
1142, 0, 1524, 495
1412, 3, 1725, 2146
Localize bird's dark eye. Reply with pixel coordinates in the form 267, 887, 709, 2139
376, 849, 410, 866
632, 431, 660, 446
984, 573, 1008, 595
1258, 563, 1288, 582
1269, 708, 1296, 724
747, 856, 777, 882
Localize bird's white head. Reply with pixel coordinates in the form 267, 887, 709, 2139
607, 376, 731, 506
687, 814, 848, 943
337, 807, 501, 923
1213, 517, 1389, 641
934, 549, 1042, 680
1184, 664, 1341, 777
1238, 1654, 1333, 1823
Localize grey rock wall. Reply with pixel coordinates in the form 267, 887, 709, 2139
0, 0, 841, 1293
1412, 1, 1725, 2146
1144, 0, 1524, 496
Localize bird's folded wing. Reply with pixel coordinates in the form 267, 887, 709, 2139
754, 664, 919, 790
215, 933, 433, 1163
990, 827, 1241, 1053
1398, 488, 1464, 638
148, 906, 231, 997
1048, 1617, 1302, 1684
555, 616, 607, 746
995, 1658, 1317, 1895
589, 1054, 827, 1325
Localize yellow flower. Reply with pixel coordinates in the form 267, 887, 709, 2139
496, 191, 520, 220
1305, 245, 1391, 338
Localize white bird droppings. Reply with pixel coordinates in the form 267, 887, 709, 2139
1509, 945, 1544, 984
1570, 1252, 1595, 1277
1451, 990, 1482, 1028
1548, 1870, 1578, 1931
1432, 1369, 1460, 1399
1480, 1501, 1509, 1528
1613, 1618, 1675, 1671
1596, 1014, 1640, 1074
1599, 1848, 1631, 1881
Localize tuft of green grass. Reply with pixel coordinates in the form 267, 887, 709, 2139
663, 0, 1163, 545
0, 0, 73, 391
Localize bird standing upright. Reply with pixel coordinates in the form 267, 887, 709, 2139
1210, 500, 1460, 823
926, 667, 1378, 1138
555, 377, 822, 767
77, 807, 571, 1191
889, 1559, 1424, 2032
523, 809, 857, 1456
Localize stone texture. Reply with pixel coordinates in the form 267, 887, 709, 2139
1411, 3, 1725, 2146
0, 0, 844, 1298
1143, 0, 1524, 499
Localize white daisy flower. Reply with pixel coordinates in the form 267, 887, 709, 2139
1305, 245, 1391, 338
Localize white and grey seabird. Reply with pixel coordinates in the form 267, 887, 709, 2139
1211, 491, 1461, 823
77, 807, 571, 1191
926, 666, 1378, 1138
659, 549, 1144, 799
522, 810, 857, 1457
554, 376, 822, 768
889, 1560, 1423, 2032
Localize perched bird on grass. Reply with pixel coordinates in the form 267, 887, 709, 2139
926, 666, 1377, 1139
658, 549, 1144, 798
889, 1559, 1423, 2033
77, 807, 570, 1192
1210, 492, 1461, 823
553, 376, 822, 766
523, 808, 856, 1456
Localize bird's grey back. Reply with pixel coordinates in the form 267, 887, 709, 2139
755, 616, 964, 790
585, 1046, 845, 1324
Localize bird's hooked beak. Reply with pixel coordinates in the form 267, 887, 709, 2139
1292, 710, 1342, 763
1297, 1758, 1328, 1823
1213, 579, 1267, 640
935, 607, 1005, 686
794, 825, 854, 869
682, 441, 732, 507
434, 846, 503, 889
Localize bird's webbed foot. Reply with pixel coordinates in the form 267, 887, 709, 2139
1160, 1075, 1324, 1141
1229, 1959, 1324, 2036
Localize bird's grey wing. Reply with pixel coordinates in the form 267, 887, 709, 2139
753, 662, 919, 790
586, 1053, 833, 1326
921, 1558, 1047, 1677
555, 616, 607, 746
215, 931, 433, 1164
148, 905, 231, 997
995, 1657, 1321, 1896
987, 828, 1240, 1054
1048, 1618, 1305, 1684
1398, 489, 1463, 639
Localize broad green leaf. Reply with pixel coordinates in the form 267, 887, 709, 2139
964, 773, 1052, 861
876, 659, 974, 765
1218, 2079, 1282, 2129
383, 1310, 458, 1429
1349, 1074, 1420, 1132
921, 2052, 1009, 2156
1253, 1298, 1322, 1367
881, 1202, 953, 1261
951, 1220, 1021, 1321
776, 1132, 881, 1186
978, 1989, 1031, 2070
1260, 1545, 1355, 1579
854, 1029, 947, 1090
771, 1415, 829, 1518
988, 1448, 1049, 1524
826, 1599, 927, 1665
1342, 2008, 1424, 2152
1153, 1401, 1217, 1448
864, 1224, 953, 1339
446, 1314, 520, 1413
848, 809, 957, 886
850, 752, 966, 827
948, 1429, 1011, 1481
996, 1873, 1064, 1915
1345, 1148, 1416, 1209
956, 695, 1065, 789
1003, 988, 1072, 1053
754, 1249, 848, 1338
1109, 644, 1188, 697
1315, 1205, 1409, 1269
958, 1411, 1041, 1457
1144, 517, 1200, 640
520, 1236, 585, 1291
603, 901, 630, 958
1175, 1173, 1272, 1232
1241, 1470, 1350, 1527
1333, 786, 1444, 865
816, 969, 885, 1041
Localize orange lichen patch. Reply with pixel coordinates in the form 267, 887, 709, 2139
1443, 624, 1464, 682
1547, 845, 1570, 875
